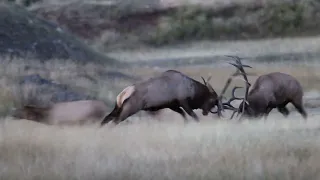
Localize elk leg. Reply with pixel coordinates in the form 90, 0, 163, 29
277, 106, 290, 117
276, 100, 290, 118
113, 103, 140, 125
291, 100, 308, 120
263, 107, 273, 121
179, 100, 199, 122
100, 105, 120, 126
169, 106, 187, 122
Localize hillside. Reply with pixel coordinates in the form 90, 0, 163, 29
0, 2, 119, 65
19, 0, 320, 51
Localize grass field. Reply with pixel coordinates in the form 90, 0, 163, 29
3, 1, 320, 178
1, 115, 320, 180
1, 56, 320, 116
1, 54, 320, 179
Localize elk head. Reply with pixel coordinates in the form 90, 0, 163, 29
200, 76, 224, 117
12, 105, 50, 122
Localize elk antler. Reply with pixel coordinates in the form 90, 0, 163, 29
201, 76, 215, 94
229, 56, 252, 119
202, 76, 224, 117
220, 55, 252, 120
201, 76, 207, 85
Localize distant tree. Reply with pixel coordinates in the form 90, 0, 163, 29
6, 0, 42, 7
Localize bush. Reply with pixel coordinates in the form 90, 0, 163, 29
6, 0, 42, 7
146, 1, 318, 46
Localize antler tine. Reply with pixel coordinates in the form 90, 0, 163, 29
227, 56, 251, 79
222, 86, 243, 106
204, 75, 214, 92
207, 76, 212, 82
230, 56, 252, 120
219, 86, 244, 119
221, 55, 253, 120
217, 61, 244, 116
218, 72, 250, 106
203, 75, 225, 117
201, 76, 207, 85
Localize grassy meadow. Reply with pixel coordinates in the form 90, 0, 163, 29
1, 52, 320, 179
3, 0, 320, 179
1, 116, 320, 180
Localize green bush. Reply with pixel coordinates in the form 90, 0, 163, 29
6, 0, 42, 7
146, 1, 316, 46
259, 3, 305, 36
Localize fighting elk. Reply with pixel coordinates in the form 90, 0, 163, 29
100, 70, 224, 126
12, 100, 109, 126
222, 56, 308, 120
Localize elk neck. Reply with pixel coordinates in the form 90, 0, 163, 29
189, 83, 213, 108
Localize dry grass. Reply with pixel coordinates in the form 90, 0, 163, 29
2, 54, 320, 116
1, 114, 320, 180
2, 2, 320, 179
1, 32, 320, 179
128, 63, 320, 94
107, 35, 320, 61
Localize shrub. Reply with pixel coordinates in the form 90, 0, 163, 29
146, 1, 315, 46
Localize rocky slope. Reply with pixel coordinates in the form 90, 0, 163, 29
0, 2, 118, 65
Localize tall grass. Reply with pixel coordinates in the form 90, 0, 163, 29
1, 115, 320, 180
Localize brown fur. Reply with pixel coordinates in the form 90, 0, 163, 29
221, 56, 308, 120
100, 70, 223, 126
12, 100, 109, 126
236, 72, 308, 120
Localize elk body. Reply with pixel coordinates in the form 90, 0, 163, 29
222, 56, 308, 120
12, 100, 109, 126
100, 70, 223, 126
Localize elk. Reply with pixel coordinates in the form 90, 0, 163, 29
221, 56, 308, 120
11, 100, 109, 126
100, 70, 224, 126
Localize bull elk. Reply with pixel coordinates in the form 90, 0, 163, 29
100, 70, 224, 126
11, 100, 109, 126
222, 56, 308, 120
